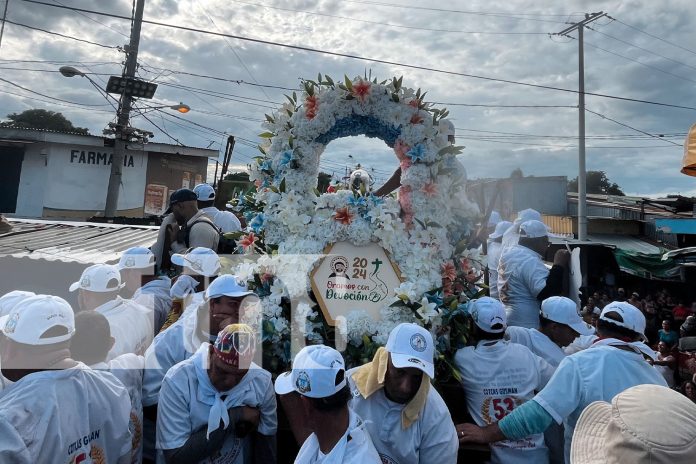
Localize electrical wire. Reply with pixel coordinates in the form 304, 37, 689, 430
4, 19, 119, 48
584, 108, 682, 147
230, 0, 550, 35
0, 76, 112, 106
0, 84, 115, 113
608, 15, 696, 57
18, 0, 696, 112
50, 0, 129, 38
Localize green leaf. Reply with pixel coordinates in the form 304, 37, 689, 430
344, 75, 353, 90
396, 76, 403, 90
326, 75, 334, 86
292, 91, 297, 103
426, 221, 442, 228
286, 109, 293, 117
269, 186, 279, 193
285, 95, 294, 106
413, 217, 426, 229
279, 177, 286, 193
317, 72, 322, 83
264, 114, 274, 123
313, 188, 321, 196
259, 132, 274, 138
391, 93, 399, 102
288, 136, 294, 148
438, 145, 464, 156
345, 94, 355, 100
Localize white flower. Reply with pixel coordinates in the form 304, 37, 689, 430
416, 297, 439, 324
346, 310, 375, 346
394, 281, 418, 302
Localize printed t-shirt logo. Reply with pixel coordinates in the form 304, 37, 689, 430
380, 453, 398, 464
296, 371, 311, 393
410, 333, 427, 352
4, 312, 20, 334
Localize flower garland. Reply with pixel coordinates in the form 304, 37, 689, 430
232, 73, 482, 378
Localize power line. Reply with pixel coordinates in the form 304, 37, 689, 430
0, 84, 115, 113
432, 102, 576, 108
50, 0, 129, 38
230, 0, 550, 35
153, 80, 280, 107
0, 66, 113, 75
584, 108, 682, 146
0, 76, 112, 106
4, 19, 119, 49
19, 0, 696, 112
608, 16, 696, 58
140, 65, 297, 91
455, 127, 685, 140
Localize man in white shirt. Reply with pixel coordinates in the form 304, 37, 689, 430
70, 263, 153, 359
193, 183, 242, 233
168, 247, 222, 322
506, 296, 594, 368
0, 290, 35, 392
70, 310, 146, 464
158, 323, 276, 463
487, 221, 512, 300
455, 297, 555, 464
275, 344, 381, 463
0, 294, 132, 463
458, 301, 668, 463
119, 246, 172, 335
498, 220, 570, 329
501, 208, 543, 249
346, 323, 459, 464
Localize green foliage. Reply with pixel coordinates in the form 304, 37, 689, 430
568, 170, 625, 196
1, 109, 89, 134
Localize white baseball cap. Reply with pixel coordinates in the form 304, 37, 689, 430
571, 384, 696, 464
385, 323, 435, 378
489, 220, 513, 240
519, 220, 550, 239
171, 247, 221, 277
541, 296, 594, 336
69, 264, 125, 293
0, 295, 75, 345
205, 274, 254, 299
0, 290, 36, 318
487, 211, 502, 227
274, 344, 347, 398
599, 301, 646, 339
193, 183, 216, 201
470, 297, 507, 334
118, 246, 156, 270
515, 208, 542, 225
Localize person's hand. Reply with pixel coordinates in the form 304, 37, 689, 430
553, 249, 571, 267
170, 274, 199, 299
229, 406, 260, 437
456, 422, 505, 444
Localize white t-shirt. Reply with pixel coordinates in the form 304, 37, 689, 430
505, 326, 566, 368
157, 345, 277, 463
92, 354, 145, 464
133, 276, 172, 335
654, 353, 676, 388
143, 310, 207, 407
294, 408, 381, 464
345, 367, 458, 464
0, 364, 132, 464
96, 297, 154, 360
201, 206, 242, 234
533, 344, 668, 463
563, 335, 598, 355
487, 241, 504, 300
498, 245, 549, 329
455, 340, 555, 464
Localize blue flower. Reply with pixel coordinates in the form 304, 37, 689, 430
426, 291, 444, 308
276, 150, 293, 170
260, 160, 273, 173
367, 194, 384, 207
347, 195, 367, 208
407, 144, 425, 162
249, 213, 265, 233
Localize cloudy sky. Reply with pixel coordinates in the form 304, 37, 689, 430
1, 0, 695, 196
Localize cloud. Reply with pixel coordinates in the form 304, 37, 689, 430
1, 0, 695, 195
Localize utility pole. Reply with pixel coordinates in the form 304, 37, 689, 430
0, 0, 10, 52
556, 12, 606, 241
104, 0, 145, 217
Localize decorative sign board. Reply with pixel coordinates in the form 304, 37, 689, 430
310, 241, 403, 326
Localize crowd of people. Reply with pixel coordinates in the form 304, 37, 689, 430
1, 189, 696, 463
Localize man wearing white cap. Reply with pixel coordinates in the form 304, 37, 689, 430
70, 263, 153, 359
458, 301, 668, 463
142, 274, 258, 462
119, 246, 172, 335
0, 295, 133, 463
455, 297, 555, 464
571, 384, 696, 464
487, 220, 512, 300
0, 290, 36, 391
275, 344, 381, 463
157, 324, 276, 463
506, 296, 594, 368
498, 219, 570, 329
502, 208, 543, 249
193, 183, 242, 234
345, 323, 458, 464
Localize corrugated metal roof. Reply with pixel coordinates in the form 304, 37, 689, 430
551, 234, 662, 254
0, 219, 158, 264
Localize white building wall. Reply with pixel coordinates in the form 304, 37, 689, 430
15, 144, 49, 217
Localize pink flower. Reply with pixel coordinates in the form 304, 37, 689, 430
239, 232, 257, 252
305, 95, 319, 120
394, 139, 410, 161
420, 182, 438, 197
441, 260, 456, 281
334, 207, 354, 225
410, 112, 424, 124
351, 80, 371, 102
326, 184, 336, 193
408, 98, 421, 108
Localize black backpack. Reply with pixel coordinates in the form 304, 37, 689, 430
184, 218, 238, 255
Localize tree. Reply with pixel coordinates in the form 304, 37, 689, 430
317, 171, 333, 192
510, 167, 524, 179
0, 109, 89, 134
568, 170, 625, 196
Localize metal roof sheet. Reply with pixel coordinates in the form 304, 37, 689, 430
551, 234, 662, 254
0, 219, 158, 264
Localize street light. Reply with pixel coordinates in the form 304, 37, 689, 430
137, 102, 191, 114
59, 66, 85, 78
